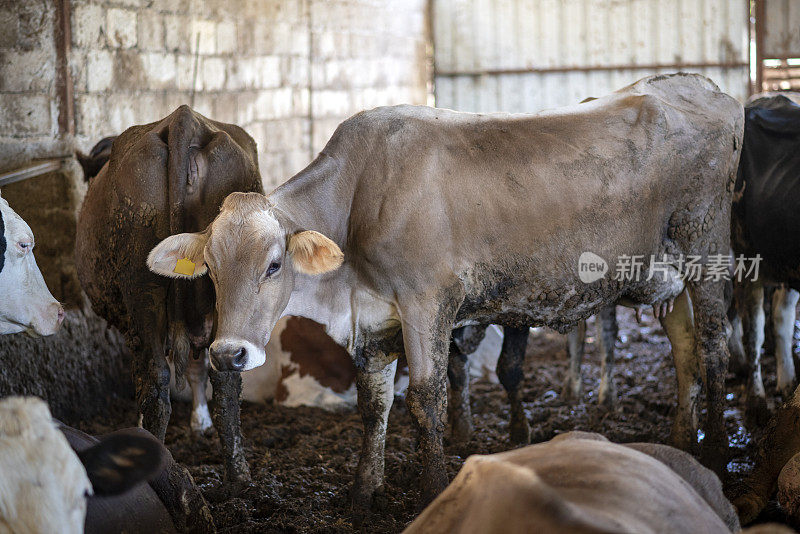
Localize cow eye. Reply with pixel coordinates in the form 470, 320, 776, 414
17, 241, 32, 252
265, 262, 281, 278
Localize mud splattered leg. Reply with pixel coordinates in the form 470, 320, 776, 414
689, 278, 731, 474
209, 369, 250, 493
187, 349, 212, 435
773, 287, 798, 399
401, 293, 459, 505
352, 358, 396, 515
660, 290, 701, 453
447, 343, 473, 443
128, 288, 171, 442
740, 277, 769, 425
734, 384, 800, 524
562, 320, 586, 402
596, 307, 619, 409
498, 326, 530, 444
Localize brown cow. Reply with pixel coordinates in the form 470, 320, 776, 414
148, 74, 742, 509
75, 106, 263, 489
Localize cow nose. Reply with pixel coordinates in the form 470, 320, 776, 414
210, 346, 248, 371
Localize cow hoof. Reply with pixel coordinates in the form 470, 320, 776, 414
449, 417, 474, 443
561, 379, 582, 403
733, 492, 767, 525
745, 395, 770, 427
597, 384, 617, 410
508, 417, 531, 445
350, 483, 377, 526
700, 442, 728, 476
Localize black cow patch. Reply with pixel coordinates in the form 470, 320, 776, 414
0, 208, 5, 274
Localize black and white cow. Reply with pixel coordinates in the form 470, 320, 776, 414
0, 191, 64, 336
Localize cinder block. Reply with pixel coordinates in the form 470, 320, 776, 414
216, 21, 237, 54
137, 12, 165, 51
257, 56, 282, 88
108, 103, 137, 134
200, 57, 226, 91
71, 3, 105, 48
312, 90, 350, 117
164, 14, 191, 52
75, 94, 107, 137
86, 49, 114, 92
0, 94, 52, 136
106, 8, 138, 49
191, 20, 217, 55
175, 54, 196, 91
143, 52, 177, 89
0, 50, 55, 92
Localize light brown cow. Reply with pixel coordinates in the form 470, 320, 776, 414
148, 74, 742, 508
404, 431, 739, 534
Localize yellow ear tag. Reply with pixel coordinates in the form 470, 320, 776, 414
174, 257, 196, 276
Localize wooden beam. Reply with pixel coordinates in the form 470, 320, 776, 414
54, 0, 74, 136
435, 62, 749, 78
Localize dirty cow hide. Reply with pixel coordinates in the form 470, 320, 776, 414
405, 431, 739, 534
74, 106, 264, 489
146, 73, 743, 510
0, 202, 5, 273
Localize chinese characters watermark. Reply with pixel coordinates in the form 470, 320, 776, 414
578, 253, 761, 283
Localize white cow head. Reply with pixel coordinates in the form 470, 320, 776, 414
0, 397, 164, 534
147, 192, 343, 372
0, 191, 64, 336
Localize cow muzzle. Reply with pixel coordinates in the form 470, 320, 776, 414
209, 339, 266, 372
30, 302, 65, 337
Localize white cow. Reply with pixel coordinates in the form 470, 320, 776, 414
0, 397, 163, 534
0, 191, 63, 336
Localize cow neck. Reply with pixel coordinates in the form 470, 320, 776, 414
268, 151, 353, 251
0, 207, 5, 273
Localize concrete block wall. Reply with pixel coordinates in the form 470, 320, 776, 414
69, 0, 430, 190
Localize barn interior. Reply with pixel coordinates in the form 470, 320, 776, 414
1, 0, 800, 532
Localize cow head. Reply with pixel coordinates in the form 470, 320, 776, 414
0, 192, 64, 336
147, 192, 343, 372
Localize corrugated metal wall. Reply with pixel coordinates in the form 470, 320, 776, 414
763, 0, 800, 58
433, 0, 750, 112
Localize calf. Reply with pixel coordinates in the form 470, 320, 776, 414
75, 106, 263, 489
148, 74, 742, 507
0, 191, 64, 335
405, 431, 739, 534
0, 396, 164, 534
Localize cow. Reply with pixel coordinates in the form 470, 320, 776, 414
75, 106, 264, 490
0, 396, 165, 534
0, 191, 64, 336
147, 73, 742, 508
404, 431, 739, 534
731, 93, 800, 424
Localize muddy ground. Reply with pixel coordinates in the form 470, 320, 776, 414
76, 308, 797, 533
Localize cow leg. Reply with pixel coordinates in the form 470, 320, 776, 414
727, 292, 748, 377
447, 341, 473, 443
688, 278, 730, 473
187, 349, 212, 435
352, 357, 397, 514
773, 287, 799, 399
562, 320, 586, 402
208, 369, 250, 493
400, 293, 460, 505
660, 289, 701, 453
498, 326, 530, 444
127, 288, 171, 442
740, 277, 769, 425
596, 306, 619, 409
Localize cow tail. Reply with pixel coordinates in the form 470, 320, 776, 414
165, 105, 199, 385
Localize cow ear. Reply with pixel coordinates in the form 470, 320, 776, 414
288, 231, 344, 275
78, 433, 165, 496
147, 232, 208, 279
